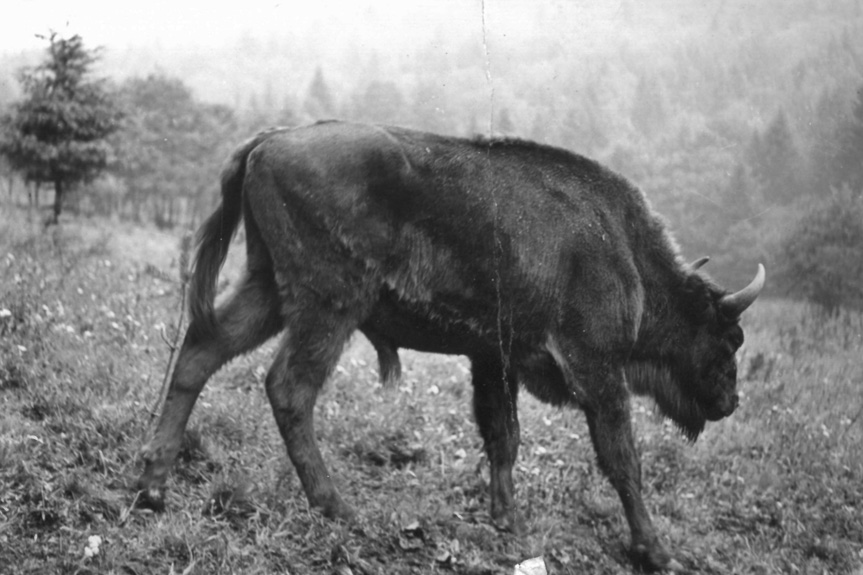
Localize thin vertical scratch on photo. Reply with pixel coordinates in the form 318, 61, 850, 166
480, 0, 513, 395
481, 0, 494, 137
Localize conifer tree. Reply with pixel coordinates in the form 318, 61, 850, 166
0, 32, 121, 223
777, 187, 863, 313
809, 87, 848, 188
831, 85, 863, 194
722, 163, 756, 221
750, 109, 802, 205
304, 67, 336, 120
496, 107, 516, 135
353, 80, 405, 125
115, 73, 237, 227
631, 73, 667, 137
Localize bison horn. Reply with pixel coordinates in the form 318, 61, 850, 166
720, 264, 766, 317
688, 256, 710, 271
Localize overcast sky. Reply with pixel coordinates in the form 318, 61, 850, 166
1, 1, 636, 56
2, 0, 491, 52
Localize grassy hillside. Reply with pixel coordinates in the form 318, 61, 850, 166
1, 214, 861, 574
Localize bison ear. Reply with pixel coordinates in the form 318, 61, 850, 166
687, 256, 710, 272
720, 263, 766, 317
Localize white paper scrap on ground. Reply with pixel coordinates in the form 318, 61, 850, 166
514, 556, 547, 575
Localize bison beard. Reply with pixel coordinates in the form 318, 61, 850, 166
136, 121, 764, 572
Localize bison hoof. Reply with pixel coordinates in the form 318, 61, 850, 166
317, 496, 356, 523
492, 510, 527, 536
631, 541, 682, 572
134, 481, 166, 512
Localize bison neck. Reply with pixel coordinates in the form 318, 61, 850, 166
624, 360, 706, 440
625, 259, 712, 440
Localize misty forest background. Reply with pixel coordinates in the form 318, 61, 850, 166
2, 0, 863, 311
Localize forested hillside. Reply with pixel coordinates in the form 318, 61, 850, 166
2, 0, 862, 299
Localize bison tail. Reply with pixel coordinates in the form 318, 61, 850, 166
187, 128, 286, 341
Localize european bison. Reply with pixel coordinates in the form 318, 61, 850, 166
137, 121, 764, 571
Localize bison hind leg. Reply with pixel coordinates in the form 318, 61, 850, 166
137, 271, 283, 509
266, 306, 365, 521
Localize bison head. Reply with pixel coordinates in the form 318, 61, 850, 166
628, 262, 765, 440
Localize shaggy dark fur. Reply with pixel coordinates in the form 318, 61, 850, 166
137, 121, 764, 572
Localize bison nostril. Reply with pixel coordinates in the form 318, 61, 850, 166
726, 393, 739, 413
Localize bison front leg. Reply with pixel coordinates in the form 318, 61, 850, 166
583, 372, 681, 572
471, 355, 526, 534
